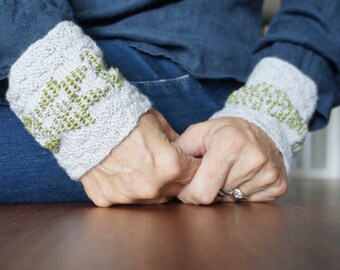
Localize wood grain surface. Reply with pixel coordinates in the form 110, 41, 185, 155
0, 179, 340, 270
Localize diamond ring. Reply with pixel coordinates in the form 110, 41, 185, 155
230, 188, 245, 201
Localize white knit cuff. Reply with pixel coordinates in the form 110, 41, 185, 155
210, 57, 318, 172
7, 21, 152, 179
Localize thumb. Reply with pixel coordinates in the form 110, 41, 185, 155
175, 124, 207, 157
171, 142, 201, 185
152, 109, 179, 141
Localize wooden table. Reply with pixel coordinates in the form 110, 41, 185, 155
0, 179, 340, 270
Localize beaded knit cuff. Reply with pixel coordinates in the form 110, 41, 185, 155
7, 21, 152, 180
210, 57, 317, 172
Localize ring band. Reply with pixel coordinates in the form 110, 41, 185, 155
217, 188, 230, 198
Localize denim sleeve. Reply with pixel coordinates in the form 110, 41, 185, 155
252, 0, 340, 130
0, 0, 75, 80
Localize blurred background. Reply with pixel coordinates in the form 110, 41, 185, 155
263, 0, 340, 180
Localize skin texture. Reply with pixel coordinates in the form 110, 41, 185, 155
80, 109, 201, 207
81, 110, 288, 207
176, 118, 288, 204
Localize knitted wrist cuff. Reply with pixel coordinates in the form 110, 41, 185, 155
210, 57, 317, 173
7, 21, 152, 179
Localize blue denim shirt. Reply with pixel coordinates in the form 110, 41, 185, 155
1, 0, 340, 130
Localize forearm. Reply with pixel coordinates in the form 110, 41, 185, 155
252, 0, 340, 130
211, 0, 340, 172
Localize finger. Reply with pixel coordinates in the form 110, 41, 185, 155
245, 178, 288, 202
177, 145, 234, 205
98, 174, 172, 205
223, 146, 267, 192
220, 174, 287, 203
170, 142, 202, 185
89, 167, 135, 205
219, 168, 277, 203
81, 173, 112, 207
175, 124, 207, 157
238, 165, 280, 197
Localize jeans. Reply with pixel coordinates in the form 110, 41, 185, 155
0, 40, 241, 203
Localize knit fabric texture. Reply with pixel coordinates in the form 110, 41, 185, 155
7, 21, 152, 180
210, 57, 317, 172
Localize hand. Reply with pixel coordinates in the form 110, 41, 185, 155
81, 109, 200, 207
176, 117, 288, 205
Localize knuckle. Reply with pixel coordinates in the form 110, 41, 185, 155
191, 190, 215, 205
275, 181, 288, 196
253, 152, 268, 168
177, 194, 191, 204
226, 136, 247, 155
88, 187, 113, 207
101, 184, 121, 203
262, 169, 279, 185
93, 198, 112, 208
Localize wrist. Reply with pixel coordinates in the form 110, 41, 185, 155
7, 21, 152, 179
210, 57, 318, 173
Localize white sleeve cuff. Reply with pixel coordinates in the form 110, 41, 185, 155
7, 21, 152, 179
210, 57, 318, 172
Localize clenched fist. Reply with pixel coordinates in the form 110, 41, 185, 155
81, 109, 200, 207
176, 117, 288, 205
